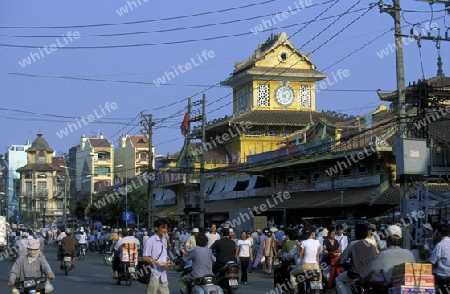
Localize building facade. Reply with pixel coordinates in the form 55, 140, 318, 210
16, 132, 65, 227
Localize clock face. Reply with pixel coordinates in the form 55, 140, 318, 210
275, 85, 294, 106
239, 88, 246, 108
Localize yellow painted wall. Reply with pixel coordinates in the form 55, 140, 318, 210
251, 80, 316, 111
255, 45, 311, 70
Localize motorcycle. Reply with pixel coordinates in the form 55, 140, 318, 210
170, 244, 185, 272
115, 261, 136, 286
214, 261, 239, 294
294, 268, 324, 294
13, 276, 51, 294
61, 252, 73, 276
182, 261, 224, 294
104, 250, 114, 266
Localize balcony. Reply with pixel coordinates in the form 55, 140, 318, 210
35, 191, 48, 198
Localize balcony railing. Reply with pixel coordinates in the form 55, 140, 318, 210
24, 191, 48, 198
35, 191, 48, 198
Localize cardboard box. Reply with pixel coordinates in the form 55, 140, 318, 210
393, 263, 433, 276
392, 274, 435, 287
388, 286, 435, 294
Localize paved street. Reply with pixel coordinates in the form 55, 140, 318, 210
0, 246, 275, 294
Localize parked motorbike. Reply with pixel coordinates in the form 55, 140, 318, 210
13, 276, 50, 294
115, 261, 136, 286
214, 261, 239, 294
182, 261, 224, 294
61, 252, 73, 276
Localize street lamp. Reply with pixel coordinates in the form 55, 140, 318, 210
42, 203, 46, 229
115, 163, 128, 228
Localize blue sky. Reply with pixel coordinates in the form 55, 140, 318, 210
0, 0, 448, 157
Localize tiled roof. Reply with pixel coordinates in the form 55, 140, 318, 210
228, 110, 344, 127
190, 142, 230, 163
26, 132, 54, 153
377, 76, 450, 102
90, 138, 111, 148
16, 163, 64, 172
372, 183, 450, 206
332, 113, 396, 152
129, 135, 148, 148
372, 186, 400, 205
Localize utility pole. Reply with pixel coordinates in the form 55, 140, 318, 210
141, 112, 155, 228
185, 96, 206, 228
199, 94, 206, 228
379, 0, 409, 247
184, 98, 192, 227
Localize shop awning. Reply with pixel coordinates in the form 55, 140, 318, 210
204, 186, 389, 218
155, 204, 182, 218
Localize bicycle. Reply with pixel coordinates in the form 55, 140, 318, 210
78, 244, 87, 261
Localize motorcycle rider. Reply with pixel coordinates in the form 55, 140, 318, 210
210, 227, 237, 274
185, 228, 199, 252
180, 232, 215, 294
75, 227, 88, 258
429, 223, 450, 291
335, 224, 377, 294
112, 228, 140, 279
15, 232, 31, 258
361, 224, 415, 288
7, 239, 55, 288
289, 227, 322, 291
61, 228, 78, 269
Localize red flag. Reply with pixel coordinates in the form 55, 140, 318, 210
180, 113, 189, 137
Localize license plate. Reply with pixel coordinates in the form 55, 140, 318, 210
229, 279, 238, 286
128, 267, 135, 273
310, 281, 322, 290
64, 257, 72, 262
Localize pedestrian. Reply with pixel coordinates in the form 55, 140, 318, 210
205, 223, 220, 248
252, 228, 267, 271
142, 219, 173, 294
236, 231, 253, 284
262, 230, 277, 275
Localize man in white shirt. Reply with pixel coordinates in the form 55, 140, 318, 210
206, 224, 220, 248
335, 224, 348, 252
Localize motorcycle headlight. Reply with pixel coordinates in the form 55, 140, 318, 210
23, 279, 36, 288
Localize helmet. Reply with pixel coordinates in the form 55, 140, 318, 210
65, 228, 72, 235
80, 227, 84, 232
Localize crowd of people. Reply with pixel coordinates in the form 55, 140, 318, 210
4, 218, 450, 293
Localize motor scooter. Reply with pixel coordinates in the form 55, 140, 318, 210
104, 250, 114, 266
182, 261, 224, 294
12, 276, 52, 294
295, 268, 324, 294
170, 244, 185, 272
214, 261, 239, 294
115, 261, 136, 286
60, 252, 73, 276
